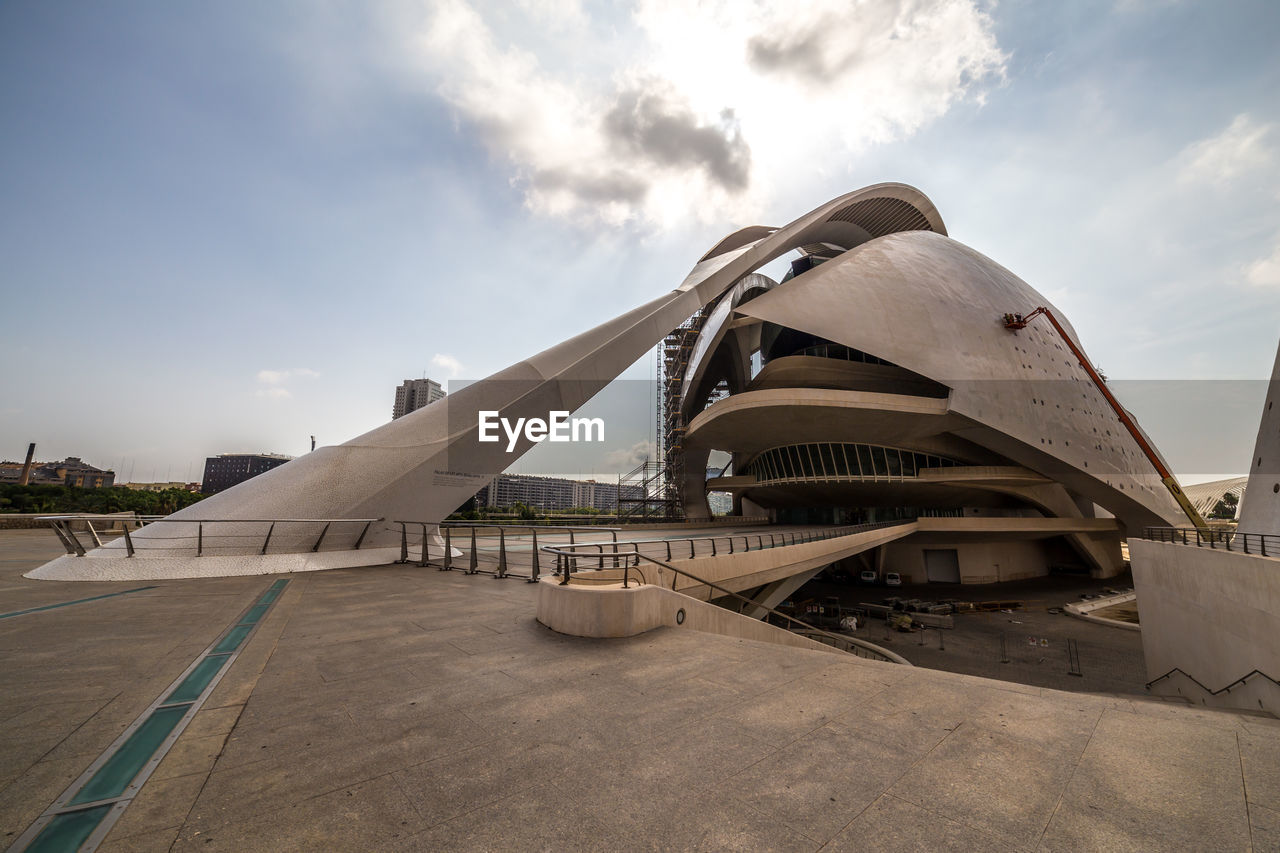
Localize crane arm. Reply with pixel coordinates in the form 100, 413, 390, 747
1001, 307, 1208, 530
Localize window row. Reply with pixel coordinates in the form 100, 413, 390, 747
747, 443, 962, 483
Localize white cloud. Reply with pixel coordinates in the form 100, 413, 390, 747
605, 439, 654, 469
255, 387, 292, 399
254, 367, 319, 400
413, 0, 1005, 229
1178, 114, 1275, 186
430, 353, 464, 378
1244, 235, 1280, 289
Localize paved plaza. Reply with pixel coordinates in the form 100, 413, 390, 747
2, 529, 1278, 851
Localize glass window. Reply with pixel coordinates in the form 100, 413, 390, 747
886, 448, 902, 477
799, 445, 816, 478
783, 445, 803, 479
871, 446, 888, 477
833, 444, 850, 476
818, 444, 836, 478
856, 445, 873, 478
901, 452, 917, 477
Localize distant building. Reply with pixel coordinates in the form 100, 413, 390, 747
473, 474, 645, 513
0, 457, 115, 488
122, 482, 201, 493
201, 454, 292, 495
392, 379, 445, 420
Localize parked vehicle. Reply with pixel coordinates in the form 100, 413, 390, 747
885, 572, 902, 587
859, 570, 878, 585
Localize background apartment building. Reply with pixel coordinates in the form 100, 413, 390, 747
392, 378, 445, 420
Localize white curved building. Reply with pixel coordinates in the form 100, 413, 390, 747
32, 184, 1189, 582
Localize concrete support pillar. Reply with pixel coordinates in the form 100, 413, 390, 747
740, 567, 824, 620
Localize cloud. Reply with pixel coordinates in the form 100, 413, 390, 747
254, 367, 319, 400
605, 439, 654, 470
255, 387, 292, 399
430, 353, 464, 379
1244, 235, 1280, 289
412, 0, 1005, 228
1178, 114, 1275, 186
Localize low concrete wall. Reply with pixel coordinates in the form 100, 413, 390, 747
535, 578, 849, 657
1063, 592, 1140, 632
1130, 539, 1280, 714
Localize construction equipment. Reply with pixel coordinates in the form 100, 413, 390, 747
1001, 307, 1208, 530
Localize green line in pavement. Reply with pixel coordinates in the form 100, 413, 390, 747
24, 804, 113, 853
0, 587, 157, 621
69, 705, 191, 805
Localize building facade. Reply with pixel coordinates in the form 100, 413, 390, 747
392, 379, 445, 420
473, 474, 646, 513
201, 454, 292, 495
0, 457, 115, 488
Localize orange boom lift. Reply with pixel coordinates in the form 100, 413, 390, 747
1001, 307, 1208, 530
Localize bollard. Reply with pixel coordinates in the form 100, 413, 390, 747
496, 528, 507, 579
529, 530, 539, 583
469, 527, 478, 574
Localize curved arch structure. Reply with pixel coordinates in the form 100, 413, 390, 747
33, 183, 948, 580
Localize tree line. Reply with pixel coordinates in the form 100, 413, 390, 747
0, 484, 206, 516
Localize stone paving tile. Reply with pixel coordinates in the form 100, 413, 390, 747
720, 712, 953, 845
173, 773, 425, 852
96, 825, 182, 853
105, 773, 205, 842
888, 718, 1076, 850
390, 786, 622, 852
1250, 801, 1280, 852
1241, 728, 1280, 813
823, 793, 1021, 852
392, 739, 578, 828
0, 754, 90, 849
1040, 709, 1252, 852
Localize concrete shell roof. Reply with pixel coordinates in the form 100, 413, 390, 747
732, 230, 1185, 528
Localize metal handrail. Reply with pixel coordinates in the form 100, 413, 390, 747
1140, 526, 1278, 558
540, 543, 909, 664
40, 515, 382, 558
395, 522, 624, 581
1146, 666, 1280, 695
545, 520, 910, 568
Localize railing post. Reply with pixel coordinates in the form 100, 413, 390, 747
397, 523, 408, 563
728, 536, 734, 554
496, 528, 507, 578
1262, 535, 1268, 558
85, 520, 102, 548
50, 521, 83, 556
560, 551, 570, 585
666, 540, 672, 562
529, 530, 539, 583
443, 527, 452, 570
354, 520, 372, 550
313, 522, 332, 553
418, 523, 430, 566
689, 540, 695, 559
711, 538, 717, 557
197, 522, 203, 557
469, 527, 478, 574
611, 530, 619, 568
122, 525, 135, 557
261, 522, 276, 556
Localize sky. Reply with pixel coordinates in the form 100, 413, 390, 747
1, 0, 1278, 485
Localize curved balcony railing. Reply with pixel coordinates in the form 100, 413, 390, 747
538, 540, 911, 664
39, 515, 382, 558
1140, 526, 1279, 558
